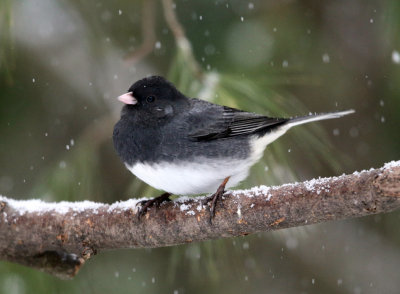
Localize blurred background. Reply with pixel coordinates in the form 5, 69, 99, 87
1, 0, 400, 293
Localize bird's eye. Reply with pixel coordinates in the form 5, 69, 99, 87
146, 95, 155, 103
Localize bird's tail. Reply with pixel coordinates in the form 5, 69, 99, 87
285, 109, 355, 128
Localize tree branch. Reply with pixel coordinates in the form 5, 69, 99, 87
1, 161, 399, 279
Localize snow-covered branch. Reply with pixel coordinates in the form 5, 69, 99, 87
0, 161, 399, 279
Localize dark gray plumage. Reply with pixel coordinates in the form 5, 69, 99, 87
113, 76, 354, 196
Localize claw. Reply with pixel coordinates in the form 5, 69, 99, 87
136, 192, 171, 219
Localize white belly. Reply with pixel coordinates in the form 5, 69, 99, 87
126, 158, 251, 195
126, 129, 289, 195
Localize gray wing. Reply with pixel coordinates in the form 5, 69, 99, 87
187, 99, 288, 141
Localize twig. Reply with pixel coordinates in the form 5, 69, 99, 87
0, 161, 399, 279
125, 0, 157, 63
161, 0, 203, 78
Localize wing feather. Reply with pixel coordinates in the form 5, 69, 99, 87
187, 99, 288, 141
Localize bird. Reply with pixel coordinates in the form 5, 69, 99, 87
113, 75, 354, 221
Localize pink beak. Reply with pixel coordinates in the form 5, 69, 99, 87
118, 92, 137, 105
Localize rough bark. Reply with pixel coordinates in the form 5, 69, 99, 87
0, 161, 399, 279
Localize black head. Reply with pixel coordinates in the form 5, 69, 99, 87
118, 76, 188, 122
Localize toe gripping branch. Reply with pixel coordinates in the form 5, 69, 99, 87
137, 192, 172, 219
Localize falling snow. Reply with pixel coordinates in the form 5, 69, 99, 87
322, 53, 330, 63
333, 128, 340, 136
392, 50, 400, 64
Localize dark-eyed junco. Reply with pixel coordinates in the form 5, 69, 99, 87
113, 76, 354, 220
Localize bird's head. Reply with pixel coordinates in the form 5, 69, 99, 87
117, 76, 187, 120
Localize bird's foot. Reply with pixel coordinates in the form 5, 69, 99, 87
136, 192, 172, 219
206, 177, 230, 224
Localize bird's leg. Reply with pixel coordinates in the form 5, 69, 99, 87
137, 192, 172, 219
208, 176, 230, 223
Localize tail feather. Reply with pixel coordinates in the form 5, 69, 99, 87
285, 109, 355, 128
249, 109, 355, 157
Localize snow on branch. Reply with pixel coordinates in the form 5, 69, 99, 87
0, 161, 399, 279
